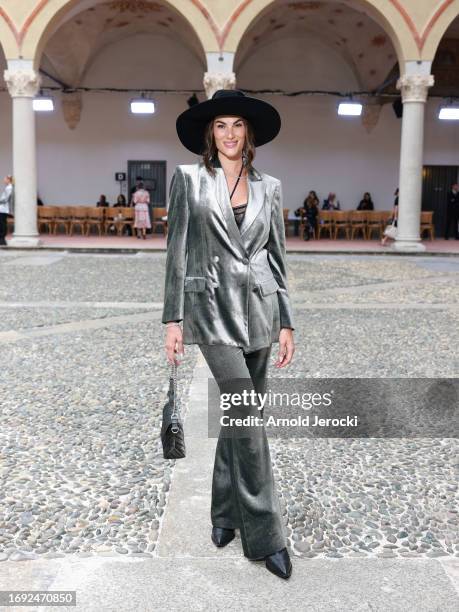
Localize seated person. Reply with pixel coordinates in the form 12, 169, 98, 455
322, 193, 340, 210
96, 194, 109, 207
357, 192, 374, 210
295, 190, 319, 216
114, 194, 127, 207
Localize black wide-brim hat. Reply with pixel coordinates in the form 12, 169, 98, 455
176, 89, 281, 155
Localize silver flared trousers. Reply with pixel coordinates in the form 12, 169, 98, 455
199, 343, 287, 560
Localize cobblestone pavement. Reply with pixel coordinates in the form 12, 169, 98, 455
0, 251, 457, 563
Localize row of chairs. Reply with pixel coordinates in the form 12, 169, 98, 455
37, 206, 168, 236
284, 210, 435, 240
10, 206, 435, 241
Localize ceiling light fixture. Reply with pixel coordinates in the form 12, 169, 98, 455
130, 94, 155, 115
33, 95, 54, 112
338, 100, 363, 116
438, 101, 459, 120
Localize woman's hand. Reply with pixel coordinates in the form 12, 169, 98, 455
274, 328, 295, 368
165, 324, 184, 366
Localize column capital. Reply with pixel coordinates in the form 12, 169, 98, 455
4, 68, 41, 98
396, 74, 434, 103
203, 72, 236, 99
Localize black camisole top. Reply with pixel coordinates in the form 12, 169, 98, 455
232, 203, 248, 229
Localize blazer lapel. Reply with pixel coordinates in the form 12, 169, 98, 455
239, 171, 266, 236
201, 159, 266, 253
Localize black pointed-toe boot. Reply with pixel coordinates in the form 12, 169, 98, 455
211, 526, 236, 548
265, 548, 292, 579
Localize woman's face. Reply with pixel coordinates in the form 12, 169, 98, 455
213, 115, 246, 160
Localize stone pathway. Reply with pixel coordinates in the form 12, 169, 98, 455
0, 251, 457, 611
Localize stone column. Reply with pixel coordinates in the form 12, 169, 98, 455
4, 62, 42, 247
393, 73, 434, 252
204, 52, 236, 99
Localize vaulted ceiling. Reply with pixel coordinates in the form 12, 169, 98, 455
41, 0, 206, 87
235, 0, 398, 92
11, 1, 459, 98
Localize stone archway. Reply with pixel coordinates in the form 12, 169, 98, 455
0, 8, 20, 59
20, 0, 218, 66
421, 0, 459, 60
222, 0, 419, 67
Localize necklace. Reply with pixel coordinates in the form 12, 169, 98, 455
222, 170, 248, 179
225, 163, 245, 203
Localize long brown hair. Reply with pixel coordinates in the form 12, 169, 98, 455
202, 117, 256, 177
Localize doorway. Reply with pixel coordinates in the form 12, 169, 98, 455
422, 165, 459, 236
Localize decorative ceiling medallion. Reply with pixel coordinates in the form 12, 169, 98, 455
108, 1, 162, 13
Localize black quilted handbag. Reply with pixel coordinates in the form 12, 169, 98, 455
161, 362, 186, 459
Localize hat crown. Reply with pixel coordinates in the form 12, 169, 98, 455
211, 89, 246, 100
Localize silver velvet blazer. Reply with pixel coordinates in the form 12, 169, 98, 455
162, 158, 295, 351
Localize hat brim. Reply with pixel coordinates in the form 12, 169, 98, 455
176, 96, 281, 155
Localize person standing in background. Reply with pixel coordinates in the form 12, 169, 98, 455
133, 181, 151, 240
0, 175, 14, 246
381, 188, 399, 246
444, 183, 459, 240
130, 176, 143, 205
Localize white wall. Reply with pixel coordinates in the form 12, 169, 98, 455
0, 33, 458, 211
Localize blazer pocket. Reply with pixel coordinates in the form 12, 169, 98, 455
184, 276, 206, 292
258, 276, 279, 297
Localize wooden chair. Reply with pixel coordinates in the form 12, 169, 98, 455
317, 211, 334, 239
118, 207, 135, 236
283, 208, 293, 237
68, 206, 88, 236
53, 207, 71, 235
366, 211, 386, 240
104, 207, 124, 236
332, 211, 350, 239
420, 211, 434, 240
299, 209, 316, 240
86, 207, 105, 236
151, 207, 167, 236
37, 206, 56, 234
349, 210, 367, 239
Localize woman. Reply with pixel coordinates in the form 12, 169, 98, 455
303, 190, 319, 239
162, 89, 295, 579
132, 182, 151, 239
322, 192, 340, 210
0, 175, 14, 246
381, 188, 399, 246
114, 194, 127, 207
357, 192, 374, 211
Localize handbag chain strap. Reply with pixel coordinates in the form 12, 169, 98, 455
170, 361, 180, 433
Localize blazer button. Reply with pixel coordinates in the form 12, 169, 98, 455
242, 257, 249, 265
